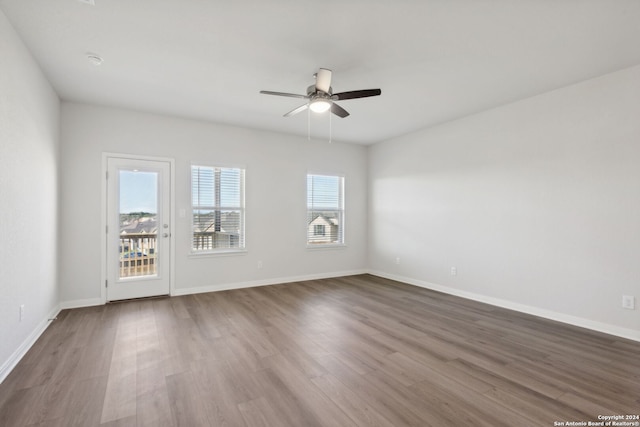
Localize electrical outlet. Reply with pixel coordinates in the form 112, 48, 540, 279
19, 305, 25, 321
450, 267, 457, 276
622, 295, 635, 310
395, 257, 400, 265
257, 260, 263, 269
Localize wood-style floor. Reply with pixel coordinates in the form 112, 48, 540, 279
1, 275, 638, 426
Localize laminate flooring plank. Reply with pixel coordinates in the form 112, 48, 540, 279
253, 368, 325, 427
367, 330, 455, 365
68, 306, 104, 348
315, 353, 430, 427
557, 392, 623, 419
316, 348, 375, 376
540, 355, 640, 406
13, 328, 77, 390
264, 314, 333, 358
349, 304, 433, 339
186, 305, 224, 342
134, 364, 174, 427
262, 325, 327, 379
237, 397, 282, 427
58, 375, 109, 427
375, 340, 495, 394
100, 356, 137, 423
447, 356, 567, 399
192, 364, 247, 427
310, 373, 397, 427
100, 415, 137, 427
222, 330, 274, 373
25, 416, 67, 427
410, 377, 541, 427
226, 315, 279, 359
317, 335, 389, 374
0, 384, 45, 427
72, 338, 116, 382
17, 317, 65, 366
482, 386, 593, 425
100, 317, 138, 424
22, 374, 78, 426
165, 370, 211, 427
257, 284, 329, 323
167, 296, 192, 321
547, 351, 640, 384
136, 385, 175, 427
263, 354, 358, 427
515, 356, 639, 409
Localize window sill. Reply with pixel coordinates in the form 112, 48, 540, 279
189, 249, 248, 258
306, 243, 347, 251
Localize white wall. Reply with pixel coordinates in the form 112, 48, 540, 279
0, 10, 60, 380
369, 65, 640, 340
59, 103, 368, 304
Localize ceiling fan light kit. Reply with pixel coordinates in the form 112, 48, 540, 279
260, 68, 381, 119
309, 98, 331, 113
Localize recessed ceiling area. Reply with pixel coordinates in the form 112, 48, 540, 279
1, 0, 639, 144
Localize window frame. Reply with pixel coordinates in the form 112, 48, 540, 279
306, 173, 345, 248
190, 164, 246, 256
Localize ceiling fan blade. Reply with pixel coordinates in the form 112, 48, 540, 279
332, 89, 381, 101
315, 68, 332, 93
330, 103, 350, 118
260, 90, 309, 99
284, 103, 309, 117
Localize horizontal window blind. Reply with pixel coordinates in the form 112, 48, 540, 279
307, 174, 344, 245
191, 165, 245, 252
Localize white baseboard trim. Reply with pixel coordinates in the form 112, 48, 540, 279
0, 304, 61, 384
369, 270, 640, 343
59, 297, 103, 310
173, 269, 368, 296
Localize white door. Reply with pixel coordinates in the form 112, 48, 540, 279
106, 157, 171, 301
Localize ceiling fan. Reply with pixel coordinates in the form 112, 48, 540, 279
260, 68, 381, 118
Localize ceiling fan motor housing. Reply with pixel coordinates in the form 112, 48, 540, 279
307, 85, 332, 96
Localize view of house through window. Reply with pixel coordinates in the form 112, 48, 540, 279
191, 165, 245, 253
118, 170, 159, 278
307, 174, 344, 245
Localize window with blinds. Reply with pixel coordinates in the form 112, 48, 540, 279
307, 174, 344, 246
191, 165, 245, 253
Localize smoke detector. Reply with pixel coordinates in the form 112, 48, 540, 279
86, 53, 103, 66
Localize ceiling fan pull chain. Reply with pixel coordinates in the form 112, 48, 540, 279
307, 107, 311, 141
329, 109, 332, 144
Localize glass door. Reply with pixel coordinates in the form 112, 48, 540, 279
106, 157, 171, 301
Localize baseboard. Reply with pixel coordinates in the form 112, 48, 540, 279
0, 304, 61, 384
369, 270, 640, 343
173, 269, 368, 296
59, 297, 103, 310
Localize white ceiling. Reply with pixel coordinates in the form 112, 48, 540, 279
2, 0, 640, 144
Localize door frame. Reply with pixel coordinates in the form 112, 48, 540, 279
100, 152, 176, 304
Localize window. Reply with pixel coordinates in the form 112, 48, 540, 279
191, 165, 245, 253
307, 174, 344, 245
